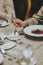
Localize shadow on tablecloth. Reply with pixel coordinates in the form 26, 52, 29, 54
24, 34, 43, 41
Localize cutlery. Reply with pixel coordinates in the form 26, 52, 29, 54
0, 48, 14, 61
0, 48, 17, 59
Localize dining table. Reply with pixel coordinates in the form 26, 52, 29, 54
0, 22, 43, 65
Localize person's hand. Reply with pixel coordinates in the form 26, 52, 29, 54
13, 18, 23, 27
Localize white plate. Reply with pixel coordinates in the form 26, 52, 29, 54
0, 20, 9, 27
24, 25, 43, 37
1, 41, 17, 50
6, 32, 20, 41
0, 53, 3, 64
7, 36, 20, 41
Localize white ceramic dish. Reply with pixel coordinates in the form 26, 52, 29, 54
0, 53, 3, 64
24, 25, 43, 37
1, 41, 17, 50
6, 32, 20, 41
7, 36, 20, 41
0, 20, 9, 27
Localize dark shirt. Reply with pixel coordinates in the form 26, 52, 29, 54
30, 0, 43, 17
13, 0, 43, 20
13, 0, 27, 20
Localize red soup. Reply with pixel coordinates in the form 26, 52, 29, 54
31, 29, 43, 34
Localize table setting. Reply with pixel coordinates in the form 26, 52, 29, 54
0, 31, 36, 65
0, 40, 36, 65
0, 41, 36, 65
0, 20, 43, 65
24, 25, 43, 37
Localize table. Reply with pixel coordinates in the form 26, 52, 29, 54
0, 23, 43, 65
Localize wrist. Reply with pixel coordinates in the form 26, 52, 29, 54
23, 21, 28, 28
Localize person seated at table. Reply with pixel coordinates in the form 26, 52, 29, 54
0, 0, 43, 24
0, 0, 31, 22
0, 0, 15, 22
13, 6, 43, 27
13, 0, 43, 27
13, 0, 43, 21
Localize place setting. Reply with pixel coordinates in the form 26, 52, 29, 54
0, 32, 19, 64
0, 32, 17, 50
0, 44, 36, 65
0, 31, 37, 65
5, 42, 36, 65
24, 25, 43, 40
15, 44, 36, 65
0, 30, 22, 50
4, 26, 23, 43
5, 32, 20, 41
0, 36, 17, 64
0, 28, 37, 65
0, 43, 37, 65
0, 32, 17, 55
0, 42, 17, 65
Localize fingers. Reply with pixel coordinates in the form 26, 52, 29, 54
13, 18, 23, 27
14, 21, 20, 27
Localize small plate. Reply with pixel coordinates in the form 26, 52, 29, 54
0, 20, 9, 27
24, 25, 43, 37
0, 53, 3, 64
1, 41, 17, 50
6, 32, 20, 41
6, 36, 21, 41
